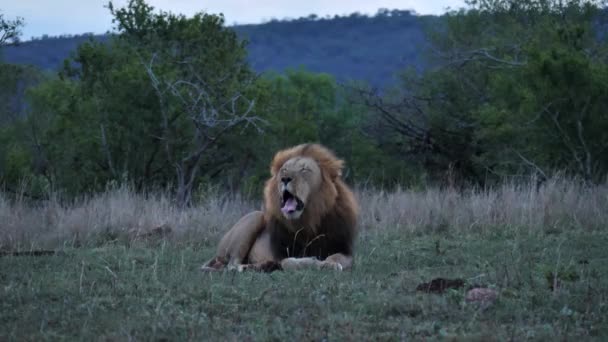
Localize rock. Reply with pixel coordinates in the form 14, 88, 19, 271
465, 287, 498, 305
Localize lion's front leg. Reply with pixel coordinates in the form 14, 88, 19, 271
234, 260, 283, 273
205, 229, 278, 273
323, 253, 353, 270
280, 253, 353, 271
280, 257, 324, 270
201, 211, 265, 272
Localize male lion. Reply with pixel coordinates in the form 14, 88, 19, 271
201, 143, 359, 272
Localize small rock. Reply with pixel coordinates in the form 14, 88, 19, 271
150, 224, 172, 237
465, 287, 498, 304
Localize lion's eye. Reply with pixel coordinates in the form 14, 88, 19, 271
300, 168, 310, 174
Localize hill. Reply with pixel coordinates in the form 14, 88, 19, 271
2, 10, 436, 86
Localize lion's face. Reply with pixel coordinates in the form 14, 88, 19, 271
265, 144, 346, 229
276, 157, 322, 220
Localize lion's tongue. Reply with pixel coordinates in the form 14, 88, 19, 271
281, 198, 298, 214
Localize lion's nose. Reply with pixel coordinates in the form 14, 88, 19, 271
281, 177, 292, 185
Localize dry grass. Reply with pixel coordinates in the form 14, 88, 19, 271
358, 176, 608, 233
1, 176, 607, 250
0, 186, 256, 250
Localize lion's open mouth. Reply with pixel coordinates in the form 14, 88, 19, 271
281, 190, 304, 215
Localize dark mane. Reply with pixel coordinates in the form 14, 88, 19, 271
267, 177, 357, 260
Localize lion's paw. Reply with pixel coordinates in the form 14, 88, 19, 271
229, 264, 246, 272
281, 257, 321, 270
200, 256, 228, 272
320, 261, 343, 271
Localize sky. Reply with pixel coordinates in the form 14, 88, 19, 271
2, 0, 467, 40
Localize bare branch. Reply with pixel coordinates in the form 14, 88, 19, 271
512, 149, 548, 181
543, 105, 584, 172
438, 46, 527, 69
99, 124, 116, 177
576, 97, 593, 180
140, 53, 266, 206
0, 14, 24, 46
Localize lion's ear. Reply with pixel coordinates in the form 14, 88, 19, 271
328, 159, 345, 179
270, 163, 279, 177
270, 149, 291, 176
270, 162, 281, 177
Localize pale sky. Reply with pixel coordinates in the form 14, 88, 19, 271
2, 1, 467, 40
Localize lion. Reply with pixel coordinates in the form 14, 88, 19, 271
201, 143, 359, 272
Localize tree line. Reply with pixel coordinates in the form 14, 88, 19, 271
1, 0, 607, 206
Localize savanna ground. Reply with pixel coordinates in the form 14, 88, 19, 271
1, 178, 608, 340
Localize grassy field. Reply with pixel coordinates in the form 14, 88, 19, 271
1, 178, 608, 340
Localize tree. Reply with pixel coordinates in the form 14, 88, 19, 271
0, 12, 30, 124
140, 56, 263, 206
355, 0, 608, 185
13, 0, 264, 204
453, 0, 608, 182
107, 0, 264, 206
0, 11, 24, 47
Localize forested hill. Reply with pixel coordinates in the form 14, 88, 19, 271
2, 10, 434, 86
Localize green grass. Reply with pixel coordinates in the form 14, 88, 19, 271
2, 228, 607, 341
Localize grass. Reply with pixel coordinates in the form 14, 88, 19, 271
2, 231, 607, 340
1, 177, 608, 340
